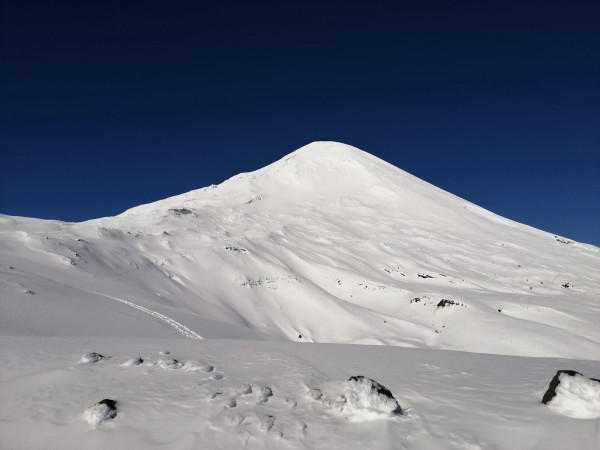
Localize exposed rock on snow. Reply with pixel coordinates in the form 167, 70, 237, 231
83, 399, 118, 426
120, 356, 144, 366
79, 352, 107, 363
157, 358, 184, 370
542, 370, 600, 419
436, 299, 465, 308
343, 376, 402, 420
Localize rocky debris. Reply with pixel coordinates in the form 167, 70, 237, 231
436, 299, 465, 308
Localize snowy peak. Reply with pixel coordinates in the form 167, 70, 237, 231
118, 141, 443, 218
244, 141, 411, 190
226, 141, 392, 192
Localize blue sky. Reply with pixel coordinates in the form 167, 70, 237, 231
1, 1, 599, 245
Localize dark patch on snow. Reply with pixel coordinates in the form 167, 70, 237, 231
417, 273, 435, 279
555, 236, 573, 244
410, 297, 421, 304
246, 195, 262, 204
169, 208, 192, 215
436, 299, 465, 308
562, 283, 570, 288
541, 370, 600, 404
98, 399, 118, 410
225, 246, 247, 252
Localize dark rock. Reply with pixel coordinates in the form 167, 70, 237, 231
98, 399, 118, 410
348, 376, 402, 415
541, 370, 598, 404
437, 299, 460, 308
349, 376, 393, 402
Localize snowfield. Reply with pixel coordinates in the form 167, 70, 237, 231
1, 141, 599, 449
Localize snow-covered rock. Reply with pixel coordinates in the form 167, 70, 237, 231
343, 376, 402, 420
83, 399, 118, 426
79, 352, 107, 363
542, 370, 600, 419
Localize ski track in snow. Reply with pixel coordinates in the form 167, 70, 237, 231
88, 291, 203, 340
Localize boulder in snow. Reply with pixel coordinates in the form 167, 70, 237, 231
84, 399, 118, 426
79, 352, 107, 363
542, 370, 600, 419
343, 376, 402, 420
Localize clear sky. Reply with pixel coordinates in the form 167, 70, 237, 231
1, 1, 599, 246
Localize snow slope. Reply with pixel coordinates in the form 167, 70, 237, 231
1, 141, 600, 449
2, 141, 598, 357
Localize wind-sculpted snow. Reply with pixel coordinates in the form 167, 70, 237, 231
3, 337, 600, 449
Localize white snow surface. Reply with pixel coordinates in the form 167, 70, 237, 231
1, 141, 600, 449
548, 373, 600, 419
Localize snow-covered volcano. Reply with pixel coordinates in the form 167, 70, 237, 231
2, 142, 600, 450
1, 141, 599, 357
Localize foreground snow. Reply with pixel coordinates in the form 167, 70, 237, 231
1, 337, 599, 450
